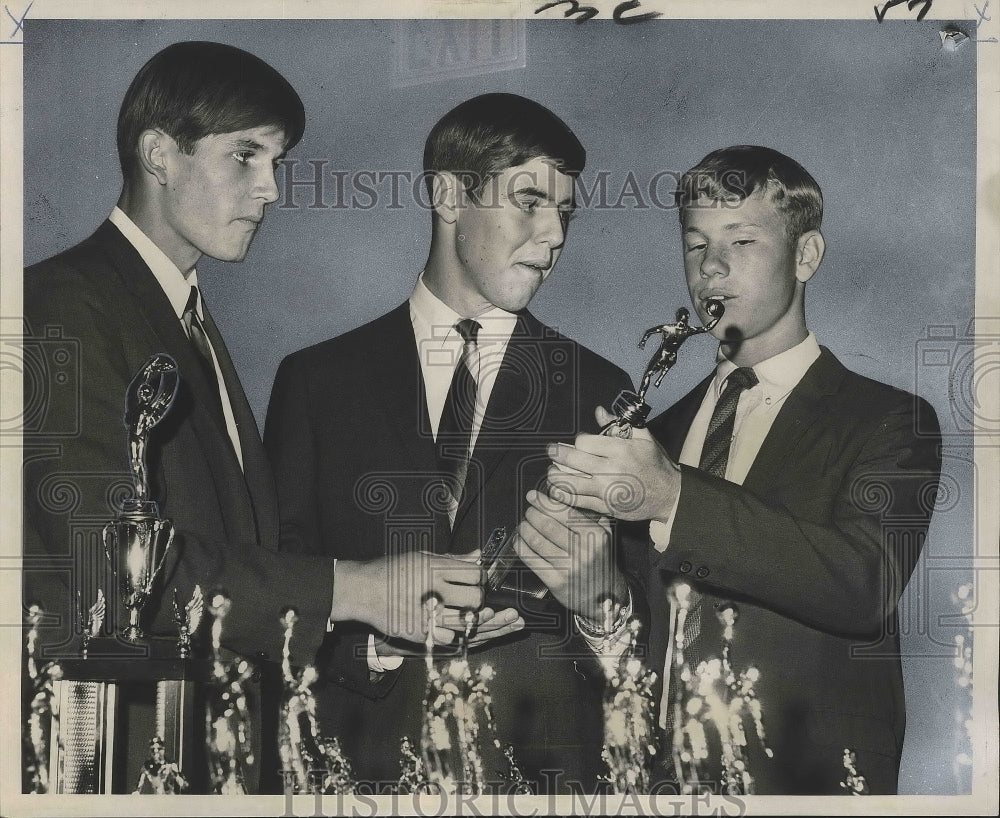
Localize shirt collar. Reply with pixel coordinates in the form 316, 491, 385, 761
713, 333, 821, 401
408, 273, 518, 348
108, 206, 201, 320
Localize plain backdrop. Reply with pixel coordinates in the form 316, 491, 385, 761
22, 17, 978, 795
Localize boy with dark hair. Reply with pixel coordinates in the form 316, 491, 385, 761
524, 145, 942, 793
266, 92, 631, 791
23, 42, 485, 791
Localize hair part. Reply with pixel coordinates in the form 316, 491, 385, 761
117, 41, 305, 178
423, 93, 585, 201
675, 145, 823, 239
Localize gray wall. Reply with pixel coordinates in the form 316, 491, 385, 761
23, 18, 978, 795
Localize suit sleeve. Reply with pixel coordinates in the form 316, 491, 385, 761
654, 395, 942, 638
23, 264, 334, 661
265, 353, 400, 699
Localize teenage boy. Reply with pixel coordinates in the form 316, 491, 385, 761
521, 145, 942, 794
265, 93, 632, 792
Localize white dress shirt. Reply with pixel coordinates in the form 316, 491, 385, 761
108, 207, 244, 469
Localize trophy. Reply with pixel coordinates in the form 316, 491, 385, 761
601, 299, 724, 439
103, 353, 179, 640
44, 354, 206, 793
479, 300, 725, 601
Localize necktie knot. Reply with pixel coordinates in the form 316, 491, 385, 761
724, 366, 758, 393
455, 318, 480, 346
183, 285, 199, 319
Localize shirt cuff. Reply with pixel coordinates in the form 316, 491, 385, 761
649, 490, 682, 552
367, 633, 404, 673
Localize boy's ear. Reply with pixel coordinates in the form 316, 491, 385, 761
137, 129, 171, 185
430, 172, 461, 224
794, 230, 825, 283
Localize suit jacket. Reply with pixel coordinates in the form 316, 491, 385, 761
265, 302, 633, 793
23, 221, 335, 679
645, 347, 941, 794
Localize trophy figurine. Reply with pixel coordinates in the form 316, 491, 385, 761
480, 299, 725, 599
102, 354, 179, 640
601, 299, 724, 439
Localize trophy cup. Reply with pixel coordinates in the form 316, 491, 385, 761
103, 353, 178, 640
45, 354, 205, 793
479, 300, 725, 601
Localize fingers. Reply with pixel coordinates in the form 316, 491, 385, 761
546, 442, 597, 475
544, 472, 610, 515
594, 405, 616, 427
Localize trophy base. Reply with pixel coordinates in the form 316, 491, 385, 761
50, 637, 208, 794
479, 527, 551, 613
610, 390, 651, 429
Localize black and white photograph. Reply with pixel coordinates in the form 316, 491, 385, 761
1, 1, 997, 815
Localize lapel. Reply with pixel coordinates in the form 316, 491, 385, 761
370, 303, 441, 473
200, 304, 278, 545
92, 221, 261, 539
742, 347, 846, 492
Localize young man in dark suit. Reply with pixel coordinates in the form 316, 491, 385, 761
23, 42, 485, 790
527, 146, 943, 794
265, 93, 633, 792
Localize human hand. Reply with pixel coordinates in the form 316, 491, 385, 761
374, 606, 525, 657
332, 550, 486, 645
545, 406, 681, 522
515, 489, 627, 622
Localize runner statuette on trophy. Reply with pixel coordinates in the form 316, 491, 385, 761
600, 298, 724, 439
480, 299, 724, 600
103, 354, 179, 641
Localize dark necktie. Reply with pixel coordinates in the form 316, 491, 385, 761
683, 366, 759, 647
182, 285, 225, 419
437, 319, 481, 514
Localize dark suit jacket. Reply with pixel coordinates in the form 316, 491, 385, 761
23, 221, 335, 664
265, 303, 633, 793
645, 347, 941, 794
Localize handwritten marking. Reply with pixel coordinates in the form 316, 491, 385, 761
535, 1, 599, 23
874, 0, 932, 23
974, 1, 998, 42
3, 1, 31, 42
534, 0, 659, 24
613, 0, 662, 23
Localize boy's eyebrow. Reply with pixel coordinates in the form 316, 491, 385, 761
512, 184, 575, 209
229, 138, 265, 151
722, 221, 761, 230
228, 137, 287, 161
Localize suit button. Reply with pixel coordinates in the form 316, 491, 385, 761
337, 676, 347, 685
679, 561, 692, 573
696, 566, 710, 579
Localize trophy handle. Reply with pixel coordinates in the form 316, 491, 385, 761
148, 519, 175, 584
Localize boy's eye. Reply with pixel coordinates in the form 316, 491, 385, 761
734, 239, 755, 246
232, 151, 253, 165
685, 242, 706, 252
516, 197, 540, 212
